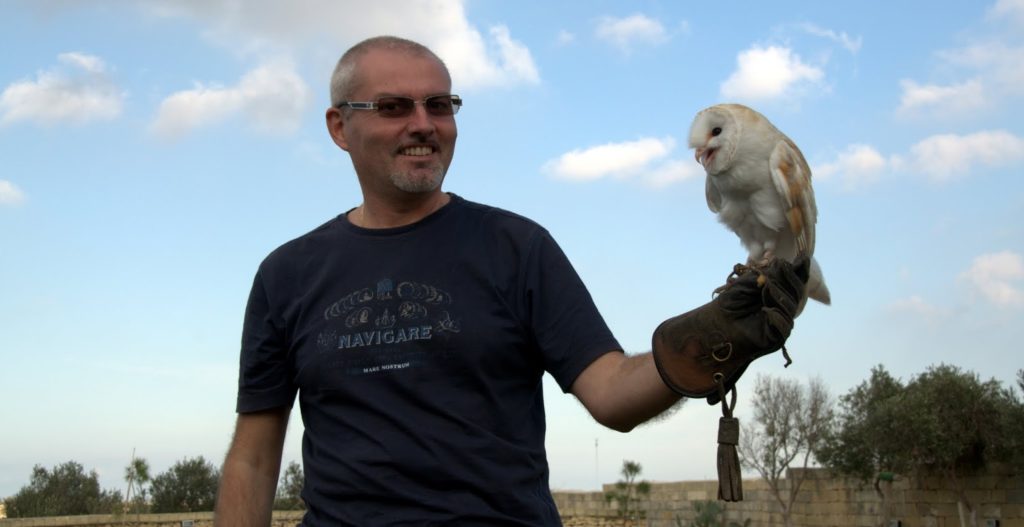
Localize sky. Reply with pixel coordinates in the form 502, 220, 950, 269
2, 0, 1023, 500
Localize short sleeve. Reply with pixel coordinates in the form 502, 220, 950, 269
236, 267, 298, 412
525, 231, 621, 392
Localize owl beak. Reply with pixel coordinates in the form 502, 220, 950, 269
695, 147, 716, 169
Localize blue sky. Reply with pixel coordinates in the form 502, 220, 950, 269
2, 0, 1023, 498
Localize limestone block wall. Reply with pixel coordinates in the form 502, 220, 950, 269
554, 467, 1024, 527
1, 468, 1020, 527
0, 511, 302, 527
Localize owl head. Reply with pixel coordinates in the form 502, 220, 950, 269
687, 104, 746, 176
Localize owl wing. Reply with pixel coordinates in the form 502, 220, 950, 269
705, 175, 722, 213
768, 139, 817, 256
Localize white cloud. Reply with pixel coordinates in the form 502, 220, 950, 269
901, 130, 1024, 183
938, 42, 1024, 90
959, 251, 1024, 307
888, 295, 953, 323
489, 25, 541, 84
898, 9, 1024, 117
897, 79, 986, 114
542, 137, 700, 188
987, 0, 1024, 27
543, 137, 682, 183
420, 24, 541, 90
816, 130, 1024, 189
544, 137, 673, 181
146, 0, 540, 90
150, 60, 311, 140
0, 52, 123, 126
643, 159, 702, 188
557, 30, 576, 46
0, 180, 26, 206
720, 45, 824, 101
814, 144, 889, 190
595, 13, 669, 52
58, 51, 107, 73
799, 23, 862, 54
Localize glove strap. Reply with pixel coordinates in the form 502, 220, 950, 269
716, 381, 743, 502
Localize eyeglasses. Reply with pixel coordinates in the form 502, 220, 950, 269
336, 94, 462, 118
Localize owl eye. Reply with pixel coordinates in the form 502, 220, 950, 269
711, 127, 723, 136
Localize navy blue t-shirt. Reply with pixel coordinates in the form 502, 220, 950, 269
237, 194, 621, 526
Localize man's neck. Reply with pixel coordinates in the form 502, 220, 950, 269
349, 191, 451, 229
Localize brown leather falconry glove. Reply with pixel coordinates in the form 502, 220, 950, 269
652, 257, 809, 502
652, 256, 809, 405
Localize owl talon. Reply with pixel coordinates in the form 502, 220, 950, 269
714, 263, 762, 297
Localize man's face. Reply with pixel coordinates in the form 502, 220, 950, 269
333, 48, 457, 197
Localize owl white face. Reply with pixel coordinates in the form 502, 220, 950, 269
688, 106, 738, 176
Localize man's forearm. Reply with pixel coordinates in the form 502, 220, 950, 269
214, 454, 279, 526
573, 350, 682, 433
604, 351, 683, 430
214, 409, 289, 526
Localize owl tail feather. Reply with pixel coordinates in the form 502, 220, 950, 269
806, 257, 831, 305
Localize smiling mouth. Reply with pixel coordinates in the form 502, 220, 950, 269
401, 145, 435, 157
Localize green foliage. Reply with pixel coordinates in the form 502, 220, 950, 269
273, 460, 305, 510
684, 500, 720, 527
816, 365, 907, 483
3, 461, 122, 517
123, 455, 152, 514
149, 456, 220, 513
1003, 371, 1024, 472
817, 363, 1024, 526
899, 364, 1004, 472
604, 460, 650, 524
676, 500, 751, 527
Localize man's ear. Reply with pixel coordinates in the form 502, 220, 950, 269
326, 107, 350, 151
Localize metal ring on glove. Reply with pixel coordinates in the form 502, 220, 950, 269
711, 342, 733, 362
712, 373, 737, 418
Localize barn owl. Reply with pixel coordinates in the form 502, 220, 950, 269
688, 103, 831, 314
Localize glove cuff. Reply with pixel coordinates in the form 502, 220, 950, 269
652, 306, 736, 400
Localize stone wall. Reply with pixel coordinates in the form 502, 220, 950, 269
1, 468, 1021, 526
0, 512, 303, 527
556, 467, 1024, 527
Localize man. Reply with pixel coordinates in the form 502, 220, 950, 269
215, 36, 803, 526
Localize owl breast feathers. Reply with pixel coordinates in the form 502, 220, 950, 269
688, 103, 831, 314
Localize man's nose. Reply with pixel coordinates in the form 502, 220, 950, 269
405, 104, 436, 135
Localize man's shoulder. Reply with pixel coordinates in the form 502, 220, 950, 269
259, 215, 345, 269
452, 194, 546, 235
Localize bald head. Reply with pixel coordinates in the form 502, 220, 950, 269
329, 36, 451, 107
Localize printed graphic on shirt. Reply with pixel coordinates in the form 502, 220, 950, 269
315, 279, 461, 377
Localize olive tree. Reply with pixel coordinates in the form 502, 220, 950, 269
819, 364, 1023, 527
816, 365, 907, 527
898, 365, 1019, 527
3, 461, 122, 517
274, 460, 305, 510
739, 374, 833, 527
149, 456, 220, 513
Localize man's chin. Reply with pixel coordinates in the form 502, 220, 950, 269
390, 170, 445, 193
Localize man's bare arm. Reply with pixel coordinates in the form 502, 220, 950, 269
571, 350, 682, 433
214, 407, 290, 526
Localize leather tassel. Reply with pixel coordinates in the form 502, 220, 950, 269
717, 416, 743, 501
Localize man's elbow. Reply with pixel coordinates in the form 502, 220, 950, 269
591, 407, 640, 433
